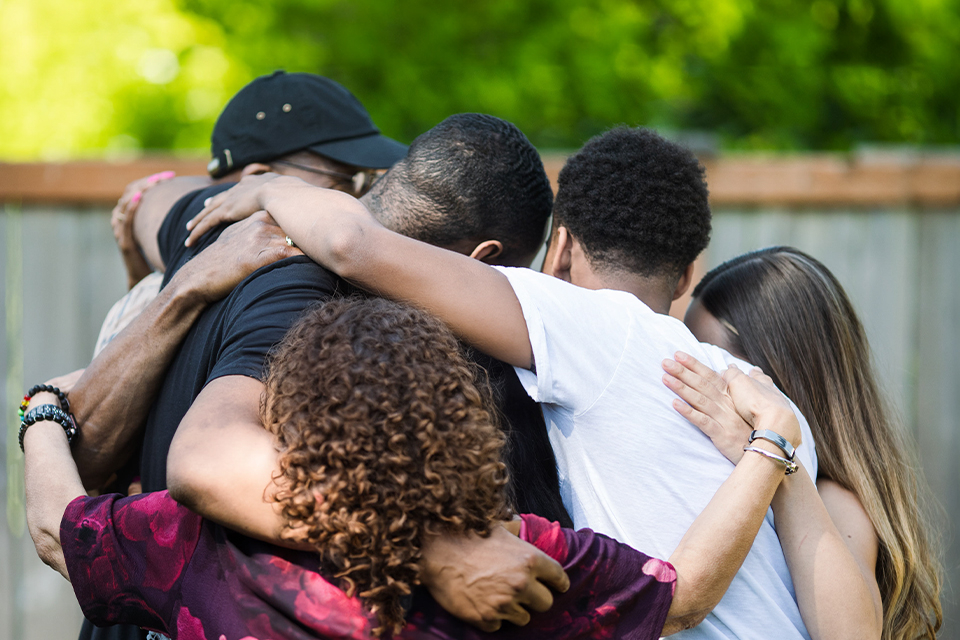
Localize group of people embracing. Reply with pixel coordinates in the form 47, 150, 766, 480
20, 71, 941, 640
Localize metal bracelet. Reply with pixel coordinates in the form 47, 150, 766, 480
743, 445, 799, 475
749, 429, 796, 461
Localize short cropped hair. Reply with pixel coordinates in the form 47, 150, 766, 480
553, 127, 711, 278
369, 114, 553, 266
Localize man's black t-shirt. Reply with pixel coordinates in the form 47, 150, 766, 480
139, 184, 352, 491
138, 184, 570, 526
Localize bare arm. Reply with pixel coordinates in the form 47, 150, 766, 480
773, 475, 882, 640
661, 365, 801, 635
71, 213, 299, 489
133, 176, 212, 272
111, 171, 180, 287
662, 353, 882, 639
198, 175, 535, 368
167, 376, 286, 540
24, 392, 87, 580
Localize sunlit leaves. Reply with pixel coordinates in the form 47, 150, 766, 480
1, 0, 957, 159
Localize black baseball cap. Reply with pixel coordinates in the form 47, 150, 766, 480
207, 71, 408, 178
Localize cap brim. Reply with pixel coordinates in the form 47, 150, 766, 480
308, 133, 408, 169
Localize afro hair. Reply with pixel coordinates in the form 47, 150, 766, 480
552, 127, 711, 278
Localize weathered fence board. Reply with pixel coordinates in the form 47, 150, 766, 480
916, 211, 960, 635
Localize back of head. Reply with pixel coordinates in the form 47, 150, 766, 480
364, 113, 553, 266
552, 127, 711, 279
693, 247, 942, 639
263, 297, 510, 636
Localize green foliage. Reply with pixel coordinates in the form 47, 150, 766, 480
1, 0, 958, 159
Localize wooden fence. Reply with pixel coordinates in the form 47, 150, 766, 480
2, 154, 959, 639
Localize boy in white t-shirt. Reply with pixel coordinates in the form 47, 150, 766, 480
195, 127, 816, 639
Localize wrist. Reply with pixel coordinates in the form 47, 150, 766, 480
28, 392, 61, 412
418, 531, 462, 588
741, 439, 798, 476
166, 261, 217, 306
744, 438, 782, 456
258, 176, 291, 211
751, 409, 801, 450
22, 418, 70, 448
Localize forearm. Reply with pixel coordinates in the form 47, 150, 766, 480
663, 444, 785, 634
259, 179, 533, 367
166, 376, 309, 547
24, 398, 86, 581
118, 238, 154, 289
134, 175, 212, 272
71, 270, 211, 488
772, 468, 882, 640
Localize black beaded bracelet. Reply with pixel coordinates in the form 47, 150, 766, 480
19, 384, 71, 419
19, 404, 78, 452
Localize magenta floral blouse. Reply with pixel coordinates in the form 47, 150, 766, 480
61, 491, 675, 640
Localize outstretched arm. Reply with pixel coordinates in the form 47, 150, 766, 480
196, 175, 535, 369
24, 392, 87, 580
70, 213, 299, 489
662, 353, 882, 639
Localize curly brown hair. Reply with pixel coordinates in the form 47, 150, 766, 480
263, 296, 512, 636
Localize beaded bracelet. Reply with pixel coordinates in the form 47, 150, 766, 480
19, 404, 78, 452
19, 384, 71, 419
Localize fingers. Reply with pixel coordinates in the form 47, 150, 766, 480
190, 192, 226, 229
185, 206, 225, 247
472, 619, 501, 632
722, 365, 795, 437
662, 361, 725, 420
675, 351, 727, 393
519, 579, 555, 613
185, 190, 241, 247
748, 366, 776, 388
662, 355, 726, 405
721, 363, 746, 386
669, 394, 720, 432
496, 603, 532, 627
531, 551, 570, 594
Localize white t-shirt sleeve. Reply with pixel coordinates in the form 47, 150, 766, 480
495, 266, 632, 411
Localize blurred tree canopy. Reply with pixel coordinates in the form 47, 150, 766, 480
1, 0, 958, 159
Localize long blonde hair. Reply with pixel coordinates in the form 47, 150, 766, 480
694, 246, 942, 639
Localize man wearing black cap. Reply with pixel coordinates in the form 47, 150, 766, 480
131, 70, 408, 277
64, 109, 569, 639
102, 71, 408, 354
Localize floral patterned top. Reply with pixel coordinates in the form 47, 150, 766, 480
61, 491, 675, 640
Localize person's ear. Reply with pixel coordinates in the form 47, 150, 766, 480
241, 162, 273, 177
544, 226, 573, 282
468, 240, 503, 263
672, 262, 697, 301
